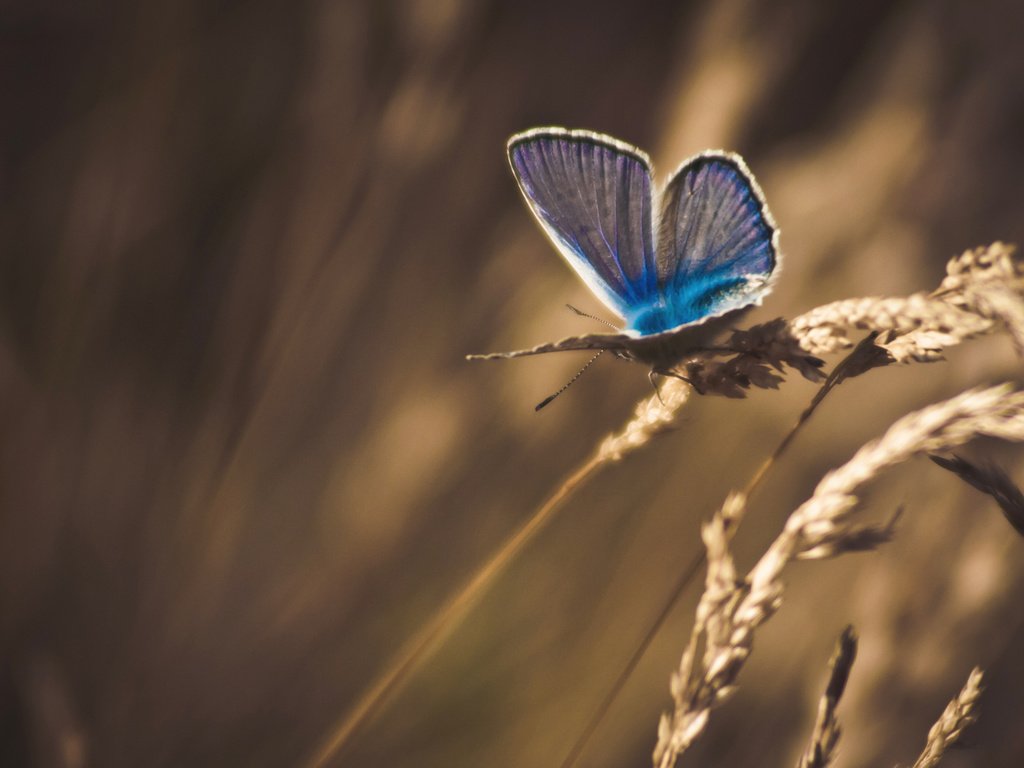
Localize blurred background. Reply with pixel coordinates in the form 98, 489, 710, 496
2, 0, 1024, 766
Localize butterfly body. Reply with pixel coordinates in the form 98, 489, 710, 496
470, 128, 779, 376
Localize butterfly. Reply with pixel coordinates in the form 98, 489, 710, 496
470, 127, 780, 405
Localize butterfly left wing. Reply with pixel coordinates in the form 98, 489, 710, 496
508, 129, 658, 320
655, 152, 778, 322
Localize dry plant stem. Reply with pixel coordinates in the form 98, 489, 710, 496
304, 380, 691, 767
910, 668, 983, 768
797, 626, 857, 768
787, 243, 1023, 363
304, 459, 597, 767
655, 385, 1024, 768
557, 550, 706, 768
558, 344, 868, 768
743, 333, 885, 506
321, 243, 1020, 766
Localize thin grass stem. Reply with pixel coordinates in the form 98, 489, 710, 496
304, 457, 599, 767
305, 382, 691, 767
558, 339, 869, 768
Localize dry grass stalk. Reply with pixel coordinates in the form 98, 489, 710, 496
797, 626, 858, 768
654, 384, 1024, 768
598, 377, 691, 460
678, 242, 1022, 397
566, 244, 1024, 766
304, 375, 693, 767
935, 241, 1024, 355
789, 242, 1022, 363
909, 668, 984, 768
327, 243, 1022, 767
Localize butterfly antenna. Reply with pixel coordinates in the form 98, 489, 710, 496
565, 304, 620, 331
535, 350, 605, 411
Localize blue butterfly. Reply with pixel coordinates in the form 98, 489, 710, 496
471, 128, 779, 403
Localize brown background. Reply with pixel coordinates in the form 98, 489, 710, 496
2, 0, 1024, 766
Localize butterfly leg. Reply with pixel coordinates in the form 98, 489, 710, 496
658, 368, 706, 396
648, 369, 666, 406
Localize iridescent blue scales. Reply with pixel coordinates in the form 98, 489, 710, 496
470, 128, 779, 372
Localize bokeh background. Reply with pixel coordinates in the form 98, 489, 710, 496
2, 0, 1024, 766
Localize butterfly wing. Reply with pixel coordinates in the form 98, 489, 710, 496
508, 129, 658, 320
653, 152, 778, 328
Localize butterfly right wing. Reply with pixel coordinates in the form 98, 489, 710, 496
508, 129, 658, 320
655, 152, 778, 320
